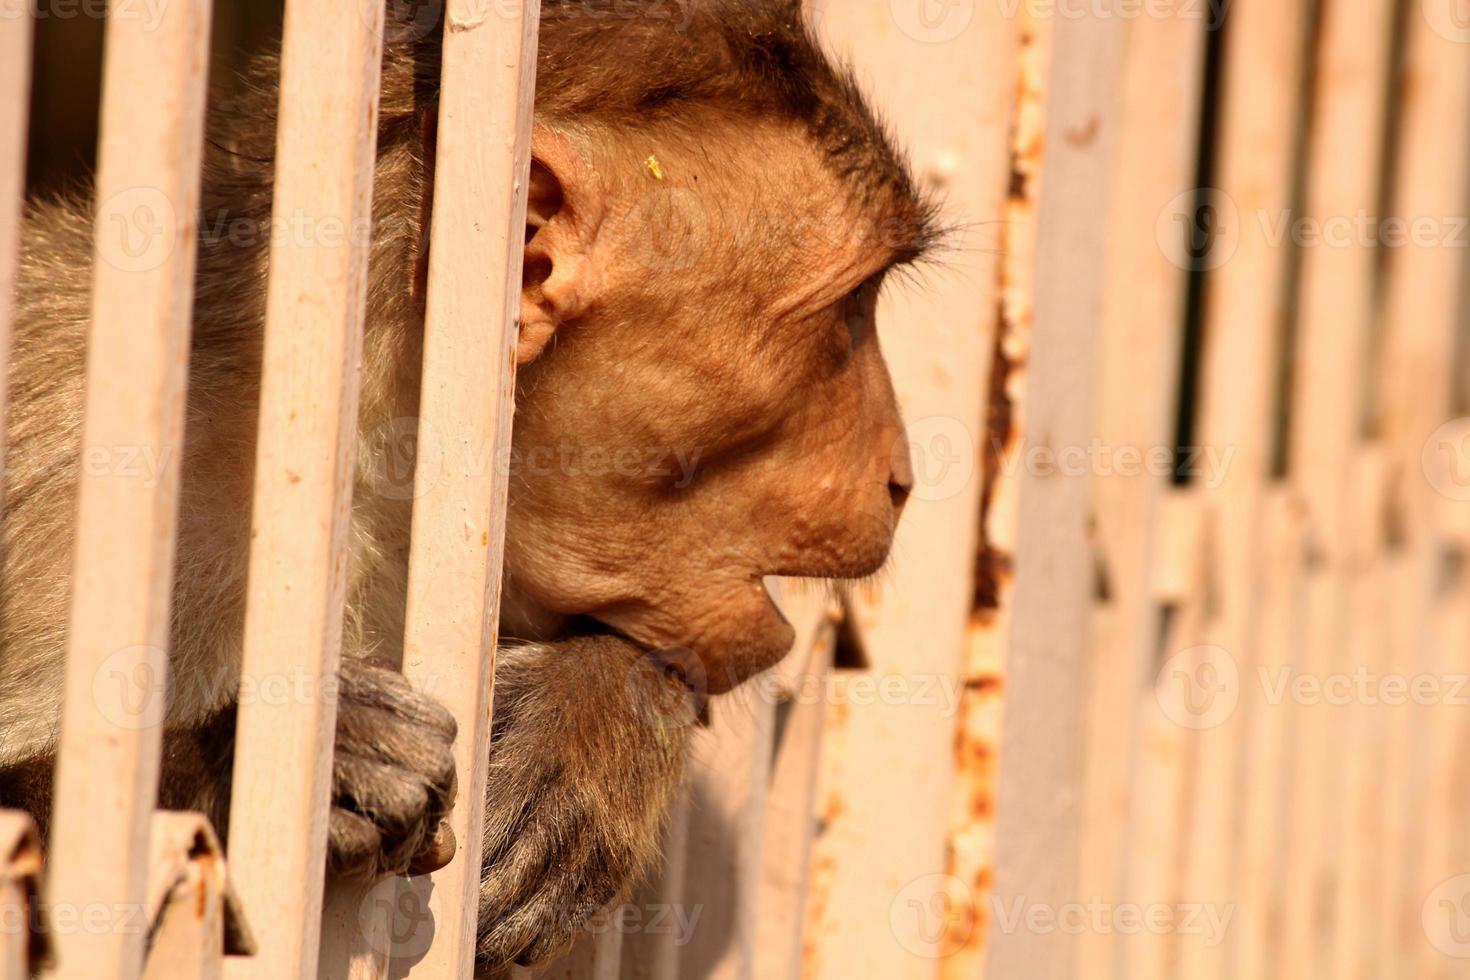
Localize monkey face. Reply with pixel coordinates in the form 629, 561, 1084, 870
500, 123, 925, 693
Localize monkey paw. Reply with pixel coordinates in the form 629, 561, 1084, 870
327, 657, 459, 880
474, 636, 696, 970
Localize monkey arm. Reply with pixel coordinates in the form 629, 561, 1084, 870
475, 635, 696, 971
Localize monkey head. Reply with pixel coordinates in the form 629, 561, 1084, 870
498, 3, 938, 693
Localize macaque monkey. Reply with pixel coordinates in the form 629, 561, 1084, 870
0, 0, 932, 970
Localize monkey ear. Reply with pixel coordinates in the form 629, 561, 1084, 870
518, 128, 603, 365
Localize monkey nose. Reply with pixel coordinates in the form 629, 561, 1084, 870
888, 428, 915, 514
889, 475, 912, 514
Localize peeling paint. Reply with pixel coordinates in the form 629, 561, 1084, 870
944, 9, 1054, 976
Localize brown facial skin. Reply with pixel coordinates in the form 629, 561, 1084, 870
502, 124, 915, 693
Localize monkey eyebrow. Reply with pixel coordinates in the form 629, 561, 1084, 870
772, 253, 892, 321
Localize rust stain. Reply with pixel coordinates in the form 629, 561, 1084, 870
1064, 115, 1100, 147
945, 10, 1052, 974
974, 306, 1018, 614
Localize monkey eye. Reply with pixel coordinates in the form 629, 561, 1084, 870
840, 277, 880, 351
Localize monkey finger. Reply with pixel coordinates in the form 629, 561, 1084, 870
332, 753, 440, 876
336, 658, 459, 745
326, 807, 385, 880
335, 701, 458, 801
407, 819, 457, 875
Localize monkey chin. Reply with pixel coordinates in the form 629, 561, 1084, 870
588, 579, 797, 698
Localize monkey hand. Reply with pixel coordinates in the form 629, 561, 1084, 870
475, 636, 698, 970
327, 657, 459, 880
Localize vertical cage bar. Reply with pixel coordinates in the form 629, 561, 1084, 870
0, 0, 31, 479
1073, 9, 1207, 980
1265, 3, 1397, 977
395, 0, 540, 975
222, 1, 385, 975
1176, 1, 1312, 978
799, 2, 1017, 976
984, 12, 1125, 980
45, 1, 212, 976
1373, 10, 1470, 979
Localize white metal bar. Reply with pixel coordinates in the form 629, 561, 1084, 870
222, 1, 386, 976
0, 1, 32, 480
1376, 13, 1470, 979
45, 2, 212, 977
678, 681, 778, 978
983, 12, 1125, 980
141, 813, 251, 980
1264, 5, 1395, 978
1177, 3, 1312, 979
798, 3, 1016, 977
392, 1, 539, 974
754, 605, 838, 980
1073, 10, 1207, 980
618, 791, 691, 980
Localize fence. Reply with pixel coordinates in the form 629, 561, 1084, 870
3, 0, 1470, 978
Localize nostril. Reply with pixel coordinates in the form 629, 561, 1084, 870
889, 477, 911, 512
